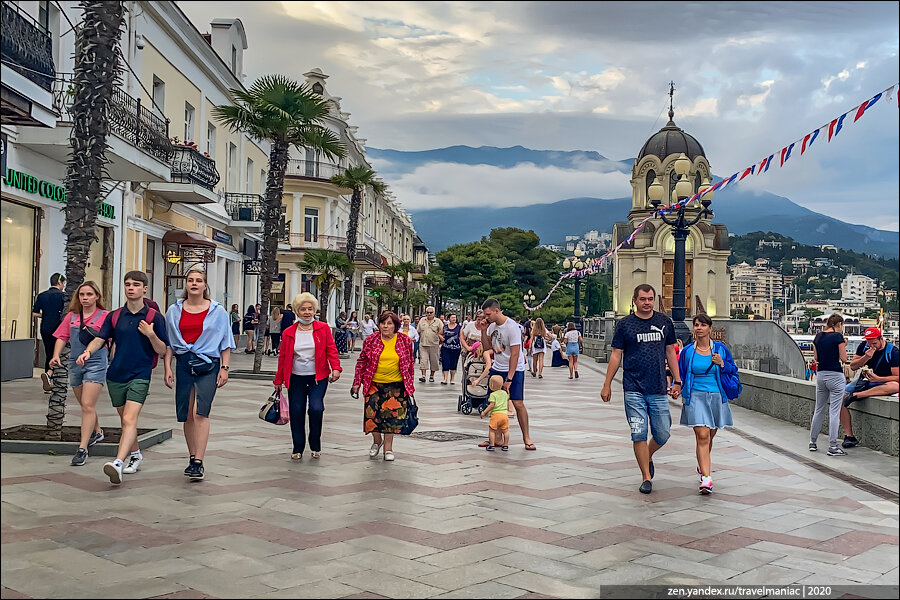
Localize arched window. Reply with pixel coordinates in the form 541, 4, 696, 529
694, 172, 702, 194
645, 169, 656, 205
312, 82, 324, 95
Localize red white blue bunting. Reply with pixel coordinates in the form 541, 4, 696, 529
524, 83, 899, 312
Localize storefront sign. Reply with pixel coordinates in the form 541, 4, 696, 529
211, 229, 233, 245
1, 133, 7, 177
1, 168, 115, 219
244, 259, 277, 275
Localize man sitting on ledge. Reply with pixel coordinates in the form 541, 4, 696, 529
841, 327, 899, 448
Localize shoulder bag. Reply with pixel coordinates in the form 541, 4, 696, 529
399, 395, 418, 435
259, 390, 290, 425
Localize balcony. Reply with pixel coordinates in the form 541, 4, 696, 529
147, 146, 220, 204
354, 244, 386, 269
225, 193, 265, 230
1, 1, 56, 126
283, 234, 347, 253
365, 275, 404, 292
15, 73, 173, 181
285, 160, 346, 182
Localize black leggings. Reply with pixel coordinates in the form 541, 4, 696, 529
270, 333, 282, 351
288, 374, 327, 453
41, 331, 56, 372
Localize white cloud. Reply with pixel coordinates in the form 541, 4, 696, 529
382, 162, 632, 211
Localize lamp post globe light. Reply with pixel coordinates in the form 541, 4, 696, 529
648, 152, 714, 343
562, 248, 587, 332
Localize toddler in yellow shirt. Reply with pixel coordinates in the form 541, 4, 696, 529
480, 375, 510, 451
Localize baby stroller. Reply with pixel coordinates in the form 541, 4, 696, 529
458, 350, 490, 415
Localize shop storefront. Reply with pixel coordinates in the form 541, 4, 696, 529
162, 230, 217, 307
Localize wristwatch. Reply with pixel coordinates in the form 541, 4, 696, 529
221, 365, 230, 371
506, 377, 513, 383
673, 380, 682, 385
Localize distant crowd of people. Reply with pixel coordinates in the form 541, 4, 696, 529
30, 269, 897, 495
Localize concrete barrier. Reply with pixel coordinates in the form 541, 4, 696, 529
734, 370, 899, 456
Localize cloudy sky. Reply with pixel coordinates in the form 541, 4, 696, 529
181, 1, 900, 230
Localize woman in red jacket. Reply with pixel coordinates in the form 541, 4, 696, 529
274, 293, 341, 460
352, 311, 416, 462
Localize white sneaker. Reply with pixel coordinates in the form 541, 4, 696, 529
103, 461, 123, 484
123, 455, 143, 474
368, 443, 382, 458
383, 451, 395, 462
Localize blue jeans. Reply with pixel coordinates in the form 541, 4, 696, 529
288, 374, 327, 454
624, 392, 671, 445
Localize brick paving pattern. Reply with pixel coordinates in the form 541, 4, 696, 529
2, 353, 897, 598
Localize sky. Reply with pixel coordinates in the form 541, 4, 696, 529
180, 1, 900, 231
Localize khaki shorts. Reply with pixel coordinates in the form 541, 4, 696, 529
420, 345, 440, 372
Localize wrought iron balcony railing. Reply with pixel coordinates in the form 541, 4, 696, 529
285, 160, 346, 181
225, 193, 264, 221
1, 0, 55, 91
285, 234, 347, 252
170, 145, 219, 190
354, 244, 384, 267
52, 73, 173, 164
412, 264, 427, 274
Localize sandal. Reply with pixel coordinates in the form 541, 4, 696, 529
538, 374, 543, 379
311, 451, 321, 459
429, 377, 435, 382
485, 445, 495, 451
477, 440, 491, 448
419, 377, 426, 383
291, 453, 302, 460
501, 446, 509, 451
524, 443, 537, 451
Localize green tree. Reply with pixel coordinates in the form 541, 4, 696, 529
330, 166, 387, 311
485, 228, 560, 295
297, 250, 353, 325
436, 242, 514, 308
406, 288, 429, 315
385, 261, 414, 312
421, 268, 445, 313
215, 75, 344, 373
49, 0, 127, 438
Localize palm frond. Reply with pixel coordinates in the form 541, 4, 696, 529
294, 125, 345, 161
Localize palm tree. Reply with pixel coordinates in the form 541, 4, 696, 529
48, 0, 126, 439
330, 166, 386, 312
214, 75, 344, 373
406, 288, 429, 315
370, 285, 391, 316
297, 249, 353, 324
391, 261, 415, 311
421, 270, 445, 315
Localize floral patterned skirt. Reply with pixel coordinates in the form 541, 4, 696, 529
363, 380, 410, 434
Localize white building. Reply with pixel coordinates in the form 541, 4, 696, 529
842, 273, 877, 304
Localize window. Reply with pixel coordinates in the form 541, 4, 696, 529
245, 158, 254, 193
151, 76, 165, 118
184, 102, 195, 142
260, 169, 266, 194
206, 122, 216, 155
1, 200, 37, 340
304, 207, 319, 243
38, 1, 50, 32
146, 239, 156, 298
228, 142, 238, 191
312, 82, 324, 95
231, 45, 238, 73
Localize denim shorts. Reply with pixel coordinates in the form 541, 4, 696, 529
623, 392, 671, 445
490, 368, 525, 401
69, 358, 107, 387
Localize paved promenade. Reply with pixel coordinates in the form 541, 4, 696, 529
1, 352, 897, 598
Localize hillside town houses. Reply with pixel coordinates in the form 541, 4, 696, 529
1, 0, 426, 379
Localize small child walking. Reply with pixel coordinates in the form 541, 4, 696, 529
481, 375, 510, 451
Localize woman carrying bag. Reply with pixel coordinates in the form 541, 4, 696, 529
677, 313, 737, 495
164, 268, 234, 481
274, 293, 342, 460
353, 311, 416, 462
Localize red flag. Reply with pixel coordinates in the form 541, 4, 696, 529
827, 117, 838, 141
853, 101, 867, 122
758, 156, 768, 173
739, 165, 755, 181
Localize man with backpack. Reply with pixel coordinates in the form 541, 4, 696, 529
840, 327, 899, 448
78, 271, 168, 484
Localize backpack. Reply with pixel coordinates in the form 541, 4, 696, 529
714, 341, 742, 400
859, 341, 895, 373
109, 300, 160, 369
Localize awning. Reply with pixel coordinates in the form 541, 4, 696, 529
162, 230, 215, 248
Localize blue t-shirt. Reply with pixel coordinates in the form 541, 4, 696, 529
855, 341, 899, 377
690, 351, 719, 392
281, 310, 295, 330
611, 312, 677, 395
813, 331, 845, 373
33, 288, 66, 334
98, 305, 169, 383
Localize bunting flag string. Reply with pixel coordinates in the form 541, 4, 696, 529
524, 82, 899, 312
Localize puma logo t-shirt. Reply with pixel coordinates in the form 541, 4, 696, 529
611, 312, 677, 395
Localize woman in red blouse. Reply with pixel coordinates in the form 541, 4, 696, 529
352, 312, 416, 461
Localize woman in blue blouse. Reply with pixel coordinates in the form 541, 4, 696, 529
677, 313, 736, 495
440, 314, 462, 385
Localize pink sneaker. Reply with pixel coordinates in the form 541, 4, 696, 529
699, 476, 713, 495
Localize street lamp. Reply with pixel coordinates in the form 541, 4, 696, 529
648, 152, 714, 343
562, 248, 588, 332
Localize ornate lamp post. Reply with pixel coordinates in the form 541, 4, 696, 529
648, 152, 714, 342
562, 248, 588, 332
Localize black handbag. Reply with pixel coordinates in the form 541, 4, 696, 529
400, 395, 419, 435
185, 352, 217, 376
78, 310, 106, 347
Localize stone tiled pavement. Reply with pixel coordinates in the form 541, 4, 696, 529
1, 352, 898, 598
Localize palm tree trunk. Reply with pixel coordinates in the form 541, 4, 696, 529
255, 140, 290, 373
343, 186, 362, 313
48, 0, 125, 438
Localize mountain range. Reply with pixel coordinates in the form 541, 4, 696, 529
367, 146, 898, 258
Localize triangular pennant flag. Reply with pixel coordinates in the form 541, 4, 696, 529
781, 143, 795, 166
722, 172, 738, 187
828, 117, 838, 141
739, 165, 756, 180
828, 113, 847, 141
762, 154, 775, 173
758, 156, 769, 173
884, 85, 894, 104
855, 93, 883, 121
